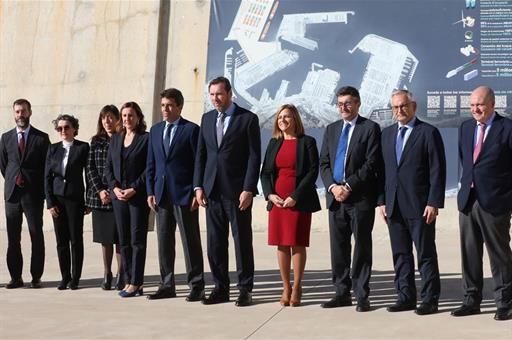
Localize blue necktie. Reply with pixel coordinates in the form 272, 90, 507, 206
333, 123, 351, 183
395, 126, 408, 164
164, 124, 171, 157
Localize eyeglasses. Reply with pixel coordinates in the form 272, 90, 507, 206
56, 125, 71, 132
391, 102, 412, 112
337, 101, 355, 108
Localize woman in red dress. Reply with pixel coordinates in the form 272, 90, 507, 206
260, 104, 321, 306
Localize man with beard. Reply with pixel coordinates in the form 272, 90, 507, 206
1, 99, 50, 288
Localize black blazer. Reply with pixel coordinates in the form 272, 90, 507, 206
319, 115, 382, 210
378, 118, 446, 219
0, 126, 50, 201
193, 103, 261, 200
105, 132, 148, 202
260, 135, 321, 212
45, 139, 90, 208
458, 113, 512, 216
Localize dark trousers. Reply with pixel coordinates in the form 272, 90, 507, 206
112, 198, 149, 286
459, 192, 512, 308
5, 187, 45, 281
156, 198, 204, 290
328, 202, 374, 299
206, 197, 254, 293
388, 207, 440, 304
52, 196, 85, 282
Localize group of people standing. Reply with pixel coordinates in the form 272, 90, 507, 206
1, 78, 511, 320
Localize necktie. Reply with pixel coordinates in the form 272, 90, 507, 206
333, 122, 351, 183
472, 123, 485, 163
16, 131, 25, 186
216, 112, 225, 147
395, 126, 408, 164
164, 124, 171, 157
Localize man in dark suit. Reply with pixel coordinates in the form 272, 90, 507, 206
319, 86, 382, 312
1, 98, 50, 288
378, 90, 446, 315
452, 86, 512, 321
194, 76, 261, 306
146, 88, 204, 301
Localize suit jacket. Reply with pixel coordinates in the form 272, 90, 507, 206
458, 113, 512, 216
45, 139, 90, 208
0, 126, 50, 201
378, 118, 446, 218
85, 135, 113, 210
260, 135, 321, 212
193, 103, 261, 200
146, 118, 199, 206
319, 115, 382, 210
105, 132, 148, 203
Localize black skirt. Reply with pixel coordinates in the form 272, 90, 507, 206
92, 209, 118, 244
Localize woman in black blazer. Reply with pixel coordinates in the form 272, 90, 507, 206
45, 114, 90, 290
105, 101, 149, 298
260, 104, 321, 307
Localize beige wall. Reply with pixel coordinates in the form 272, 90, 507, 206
0, 0, 211, 230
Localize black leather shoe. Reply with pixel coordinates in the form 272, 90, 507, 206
69, 280, 79, 290
30, 279, 42, 289
451, 304, 481, 317
202, 290, 230, 305
101, 272, 113, 290
356, 298, 371, 312
387, 301, 416, 312
415, 302, 438, 315
321, 295, 352, 308
57, 278, 71, 290
186, 288, 205, 302
6, 279, 24, 289
146, 288, 177, 300
494, 307, 512, 321
115, 274, 124, 291
235, 290, 252, 307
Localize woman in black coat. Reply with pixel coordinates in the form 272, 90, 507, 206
105, 102, 149, 298
45, 114, 89, 290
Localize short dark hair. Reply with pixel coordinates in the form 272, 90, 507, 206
13, 98, 31, 112
336, 86, 360, 102
118, 101, 147, 134
208, 76, 232, 92
160, 88, 184, 107
53, 114, 80, 136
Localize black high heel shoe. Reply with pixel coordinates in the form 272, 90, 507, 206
115, 274, 124, 291
101, 272, 113, 290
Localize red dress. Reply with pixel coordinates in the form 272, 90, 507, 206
268, 139, 312, 247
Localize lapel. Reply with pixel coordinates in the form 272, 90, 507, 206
55, 142, 66, 177
65, 142, 78, 177
345, 116, 362, 165
123, 133, 138, 160
398, 118, 421, 167
266, 138, 282, 171
154, 122, 166, 159
168, 119, 185, 158
11, 129, 22, 163
295, 136, 305, 176
206, 110, 219, 149
330, 120, 343, 154
476, 113, 503, 164
219, 106, 239, 148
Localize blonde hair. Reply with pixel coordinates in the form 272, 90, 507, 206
271, 104, 305, 139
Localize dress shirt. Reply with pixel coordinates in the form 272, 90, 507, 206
473, 112, 495, 147
163, 117, 181, 148
217, 102, 235, 134
396, 116, 416, 152
62, 140, 74, 174
16, 125, 31, 145
328, 115, 358, 193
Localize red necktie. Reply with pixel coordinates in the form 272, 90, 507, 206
16, 131, 25, 187
472, 123, 485, 163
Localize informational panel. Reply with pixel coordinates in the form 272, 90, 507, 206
205, 0, 512, 190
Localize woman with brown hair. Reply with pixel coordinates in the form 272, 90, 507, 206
260, 104, 321, 306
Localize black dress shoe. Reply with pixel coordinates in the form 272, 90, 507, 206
101, 272, 113, 290
321, 295, 352, 308
69, 280, 79, 290
356, 298, 371, 312
451, 304, 481, 317
415, 302, 438, 315
202, 290, 230, 305
30, 279, 42, 289
186, 288, 205, 302
494, 307, 512, 321
235, 290, 252, 307
6, 279, 24, 289
146, 288, 177, 300
115, 274, 124, 291
57, 278, 71, 290
387, 300, 416, 312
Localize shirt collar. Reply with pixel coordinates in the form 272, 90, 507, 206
477, 112, 495, 126
219, 102, 235, 117
166, 116, 181, 128
16, 125, 31, 135
343, 114, 358, 126
398, 116, 416, 130
62, 140, 74, 148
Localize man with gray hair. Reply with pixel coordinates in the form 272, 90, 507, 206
378, 90, 446, 315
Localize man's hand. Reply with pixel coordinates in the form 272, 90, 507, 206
423, 205, 438, 225
239, 191, 253, 211
190, 197, 199, 212
331, 185, 351, 202
268, 194, 284, 208
195, 189, 208, 208
147, 195, 157, 212
282, 197, 296, 208
49, 206, 60, 218
378, 205, 387, 224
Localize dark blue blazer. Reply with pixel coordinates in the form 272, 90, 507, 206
146, 118, 199, 206
378, 118, 446, 218
457, 113, 512, 216
105, 132, 148, 203
193, 103, 261, 200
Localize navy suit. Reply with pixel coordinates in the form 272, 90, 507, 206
457, 113, 512, 308
146, 118, 204, 291
1, 126, 49, 282
379, 118, 446, 304
193, 103, 261, 293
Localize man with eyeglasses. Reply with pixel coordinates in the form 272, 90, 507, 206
319, 86, 382, 312
378, 90, 446, 315
0, 99, 50, 289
